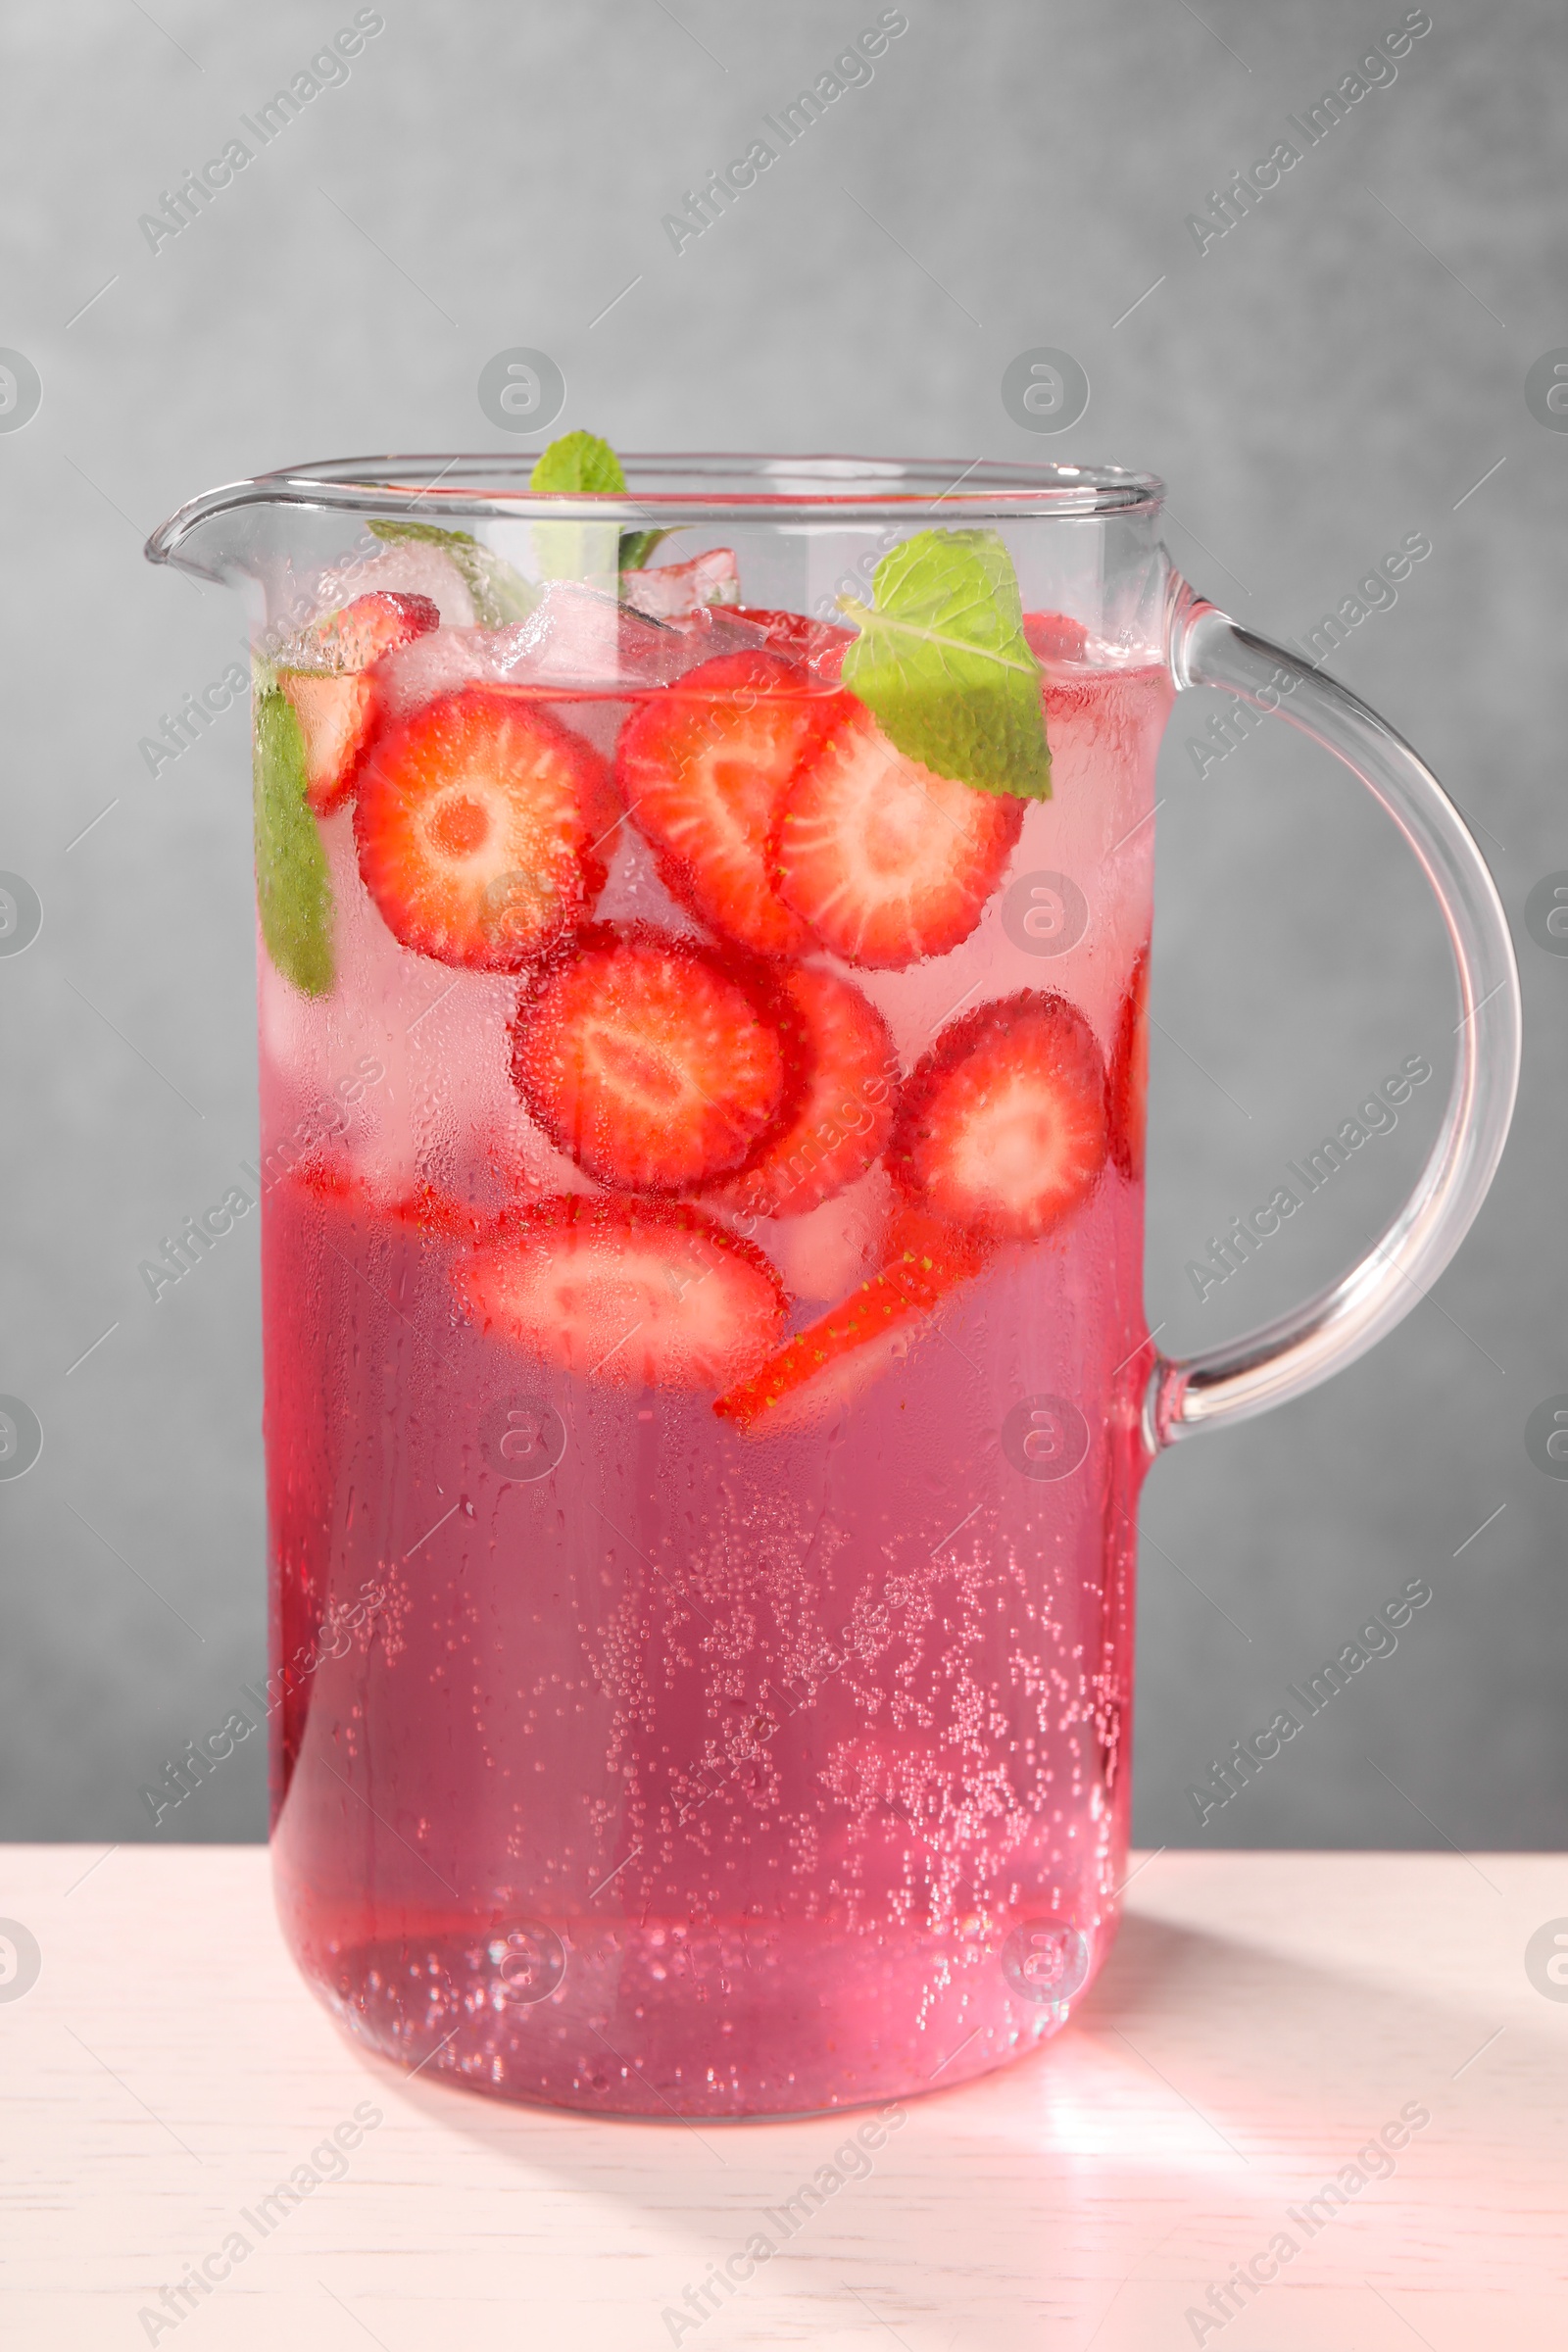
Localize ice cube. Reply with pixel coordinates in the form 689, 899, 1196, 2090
592, 821, 709, 937
372, 626, 514, 726
313, 540, 477, 629
366, 588, 783, 760
760, 1167, 891, 1303
491, 582, 689, 691
621, 547, 740, 620
498, 583, 779, 688
370, 593, 690, 742
659, 603, 773, 662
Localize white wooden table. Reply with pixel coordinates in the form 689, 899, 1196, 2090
3, 1846, 1564, 2348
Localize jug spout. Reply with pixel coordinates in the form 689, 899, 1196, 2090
144, 460, 523, 646
145, 456, 523, 583
146, 476, 279, 586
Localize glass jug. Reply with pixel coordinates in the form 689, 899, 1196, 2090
146, 456, 1518, 2117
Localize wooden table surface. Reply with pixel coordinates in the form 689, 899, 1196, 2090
3, 1845, 1564, 2348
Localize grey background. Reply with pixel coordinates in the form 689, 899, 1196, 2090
0, 0, 1562, 1852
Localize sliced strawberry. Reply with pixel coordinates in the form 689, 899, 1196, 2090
1107, 946, 1151, 1182
457, 1195, 787, 1393
717, 965, 899, 1220
730, 608, 854, 677
715, 1206, 986, 1433
877, 1204, 992, 1310
888, 992, 1107, 1242
512, 924, 793, 1195
281, 592, 441, 814
354, 688, 614, 971
1022, 610, 1089, 666
280, 672, 377, 814
614, 650, 841, 956
282, 1156, 494, 1244
304, 591, 442, 672
775, 702, 1023, 969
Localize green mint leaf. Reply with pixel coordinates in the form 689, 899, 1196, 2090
618, 527, 672, 571
528, 434, 670, 577
529, 432, 629, 583
253, 677, 334, 997
529, 430, 626, 495
367, 517, 537, 627
840, 527, 1052, 800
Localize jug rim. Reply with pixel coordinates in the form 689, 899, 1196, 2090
145, 452, 1165, 568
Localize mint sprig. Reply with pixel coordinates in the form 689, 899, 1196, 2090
839, 527, 1052, 800
529, 431, 671, 576
374, 438, 674, 606
529, 430, 625, 496
367, 517, 537, 626
253, 668, 334, 997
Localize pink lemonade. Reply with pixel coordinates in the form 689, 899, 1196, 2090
251, 534, 1172, 2116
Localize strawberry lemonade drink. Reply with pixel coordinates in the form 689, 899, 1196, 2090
226, 447, 1171, 2115
146, 443, 1523, 2115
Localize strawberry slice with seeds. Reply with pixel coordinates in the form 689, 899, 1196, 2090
714, 1205, 986, 1433
1107, 946, 1151, 1182
888, 991, 1108, 1241
512, 924, 793, 1195
306, 591, 443, 672
456, 1195, 787, 1392
282, 1156, 496, 1244
282, 674, 378, 815
354, 687, 615, 971
614, 649, 841, 956
775, 701, 1023, 968
717, 964, 899, 1221
280, 592, 440, 813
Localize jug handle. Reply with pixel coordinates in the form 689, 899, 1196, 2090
1148, 592, 1521, 1448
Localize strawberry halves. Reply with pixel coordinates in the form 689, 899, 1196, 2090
511, 924, 796, 1195
354, 686, 616, 970
775, 702, 1023, 969
888, 990, 1108, 1242
614, 649, 841, 956
715, 964, 899, 1221
456, 1195, 787, 1393
714, 1205, 987, 1434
